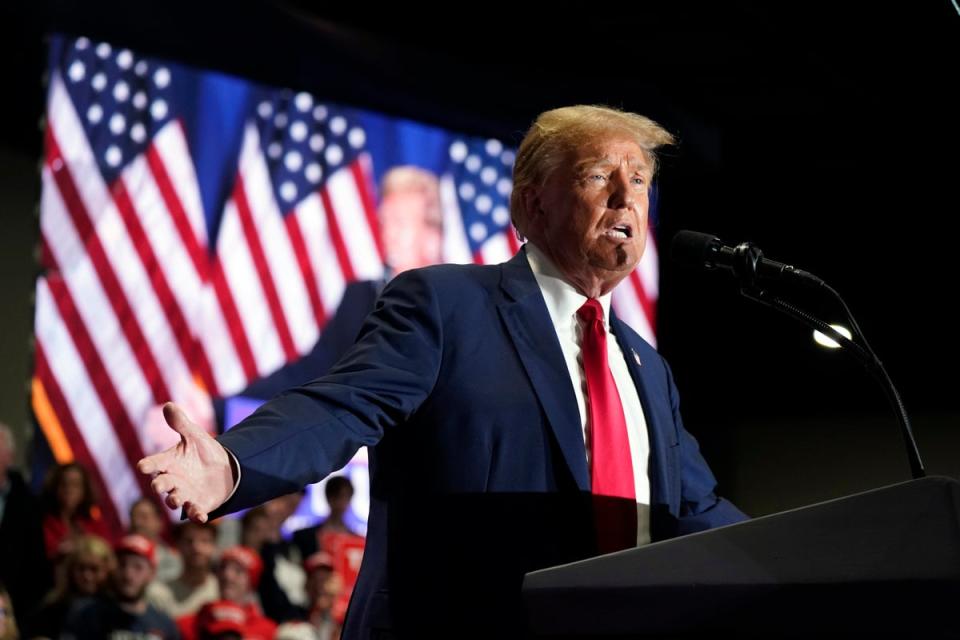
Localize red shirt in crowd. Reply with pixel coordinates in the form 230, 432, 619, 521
42, 512, 112, 560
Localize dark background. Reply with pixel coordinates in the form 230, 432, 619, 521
2, 2, 957, 515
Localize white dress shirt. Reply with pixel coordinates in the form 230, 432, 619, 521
525, 243, 652, 546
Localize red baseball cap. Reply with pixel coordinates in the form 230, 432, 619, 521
303, 550, 334, 574
115, 534, 156, 568
219, 545, 264, 587
197, 600, 246, 635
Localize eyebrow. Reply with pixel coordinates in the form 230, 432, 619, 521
574, 156, 651, 175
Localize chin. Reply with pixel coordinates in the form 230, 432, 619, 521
612, 244, 642, 270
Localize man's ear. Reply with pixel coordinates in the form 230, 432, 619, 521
521, 186, 544, 225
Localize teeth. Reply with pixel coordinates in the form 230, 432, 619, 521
606, 229, 628, 239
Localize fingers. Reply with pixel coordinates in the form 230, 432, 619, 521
162, 402, 200, 438
141, 403, 199, 473
164, 489, 182, 511
150, 474, 177, 495
137, 451, 169, 475
155, 475, 184, 511
185, 501, 209, 524
151, 474, 200, 518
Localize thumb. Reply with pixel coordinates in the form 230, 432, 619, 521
162, 402, 200, 438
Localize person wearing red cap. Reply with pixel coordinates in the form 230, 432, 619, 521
272, 552, 341, 640
218, 546, 264, 606
129, 496, 182, 583
150, 521, 220, 618
62, 533, 179, 639
299, 552, 342, 640
178, 545, 276, 640
194, 600, 246, 640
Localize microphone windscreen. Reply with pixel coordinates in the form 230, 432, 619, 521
671, 230, 721, 268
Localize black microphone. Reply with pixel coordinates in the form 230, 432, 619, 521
671, 230, 824, 288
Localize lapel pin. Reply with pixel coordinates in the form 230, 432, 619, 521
632, 349, 642, 366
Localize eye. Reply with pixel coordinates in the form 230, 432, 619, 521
631, 176, 646, 186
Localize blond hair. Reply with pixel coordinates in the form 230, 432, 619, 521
510, 105, 674, 238
45, 534, 116, 604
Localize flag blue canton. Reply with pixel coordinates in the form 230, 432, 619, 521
255, 92, 367, 214
447, 137, 515, 254
60, 37, 175, 183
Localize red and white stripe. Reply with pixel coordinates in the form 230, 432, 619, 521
474, 231, 519, 265
213, 124, 383, 382
439, 174, 473, 264
612, 231, 659, 346
36, 74, 258, 532
46, 78, 184, 407
323, 156, 384, 282
39, 75, 233, 530
146, 121, 249, 395
35, 277, 146, 528
289, 192, 347, 319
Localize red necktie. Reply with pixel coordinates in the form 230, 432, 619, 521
577, 299, 637, 552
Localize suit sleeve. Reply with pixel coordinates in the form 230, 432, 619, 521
664, 359, 750, 535
211, 269, 443, 517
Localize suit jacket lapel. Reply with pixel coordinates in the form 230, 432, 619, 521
497, 250, 591, 491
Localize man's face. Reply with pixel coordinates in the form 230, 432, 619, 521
217, 559, 251, 603
114, 553, 154, 602
130, 502, 162, 540
305, 566, 333, 603
528, 136, 651, 298
241, 514, 271, 551
179, 526, 216, 572
308, 571, 341, 614
328, 487, 353, 517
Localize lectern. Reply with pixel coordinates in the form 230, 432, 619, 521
524, 477, 960, 637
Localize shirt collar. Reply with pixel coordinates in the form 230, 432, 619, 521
525, 242, 613, 331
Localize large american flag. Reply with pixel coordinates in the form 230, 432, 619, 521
33, 34, 660, 535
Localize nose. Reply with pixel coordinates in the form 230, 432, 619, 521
607, 169, 636, 210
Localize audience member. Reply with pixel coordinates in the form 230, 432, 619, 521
292, 477, 358, 559
40, 463, 110, 563
62, 534, 178, 639
149, 521, 219, 618
178, 546, 275, 640
259, 493, 308, 623
23, 534, 114, 639
194, 600, 246, 640
129, 497, 182, 582
0, 423, 51, 618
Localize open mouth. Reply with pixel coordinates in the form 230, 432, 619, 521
604, 224, 633, 240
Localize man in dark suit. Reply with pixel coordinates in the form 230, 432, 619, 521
140, 105, 747, 638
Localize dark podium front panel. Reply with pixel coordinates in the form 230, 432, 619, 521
524, 476, 960, 637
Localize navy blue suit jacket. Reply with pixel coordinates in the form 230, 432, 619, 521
214, 248, 746, 638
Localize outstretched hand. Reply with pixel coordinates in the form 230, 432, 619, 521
137, 402, 234, 523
